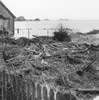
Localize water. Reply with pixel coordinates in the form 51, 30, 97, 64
14, 20, 99, 39
94, 96, 99, 100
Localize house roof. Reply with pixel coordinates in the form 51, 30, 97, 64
0, 1, 16, 18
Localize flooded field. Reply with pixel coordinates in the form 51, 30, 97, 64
14, 20, 99, 38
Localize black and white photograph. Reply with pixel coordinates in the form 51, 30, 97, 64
0, 0, 99, 100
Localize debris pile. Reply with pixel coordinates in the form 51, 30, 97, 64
2, 36, 99, 99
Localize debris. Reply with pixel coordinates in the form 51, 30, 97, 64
1, 36, 99, 100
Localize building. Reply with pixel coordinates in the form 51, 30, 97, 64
0, 1, 15, 37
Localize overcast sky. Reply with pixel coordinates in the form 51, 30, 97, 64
2, 0, 99, 20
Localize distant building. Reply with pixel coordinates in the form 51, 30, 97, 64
0, 1, 15, 37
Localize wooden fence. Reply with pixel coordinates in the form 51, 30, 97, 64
0, 70, 77, 100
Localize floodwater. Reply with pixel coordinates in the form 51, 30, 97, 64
93, 96, 99, 100
14, 20, 99, 38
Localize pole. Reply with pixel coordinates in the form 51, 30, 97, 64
27, 28, 32, 39
28, 28, 29, 39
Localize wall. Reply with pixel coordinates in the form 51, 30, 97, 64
0, 2, 15, 36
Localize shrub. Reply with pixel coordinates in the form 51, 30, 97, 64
53, 25, 71, 42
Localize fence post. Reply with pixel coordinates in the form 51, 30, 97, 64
49, 89, 55, 100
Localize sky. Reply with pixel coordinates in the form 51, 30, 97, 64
2, 0, 99, 20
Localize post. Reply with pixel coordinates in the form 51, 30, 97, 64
27, 28, 32, 39
28, 28, 29, 39
47, 30, 49, 37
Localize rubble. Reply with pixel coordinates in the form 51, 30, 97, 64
1, 36, 99, 100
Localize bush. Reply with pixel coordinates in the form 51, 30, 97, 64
53, 25, 71, 42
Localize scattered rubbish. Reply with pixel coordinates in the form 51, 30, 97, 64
0, 35, 99, 100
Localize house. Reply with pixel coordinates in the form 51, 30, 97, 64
0, 1, 15, 37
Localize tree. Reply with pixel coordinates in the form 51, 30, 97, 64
15, 16, 26, 21
34, 18, 40, 21
53, 25, 71, 42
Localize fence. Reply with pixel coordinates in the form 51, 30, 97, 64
0, 46, 77, 100
0, 69, 78, 100
14, 28, 58, 38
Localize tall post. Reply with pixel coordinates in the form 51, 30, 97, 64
47, 29, 49, 40
28, 28, 29, 39
27, 28, 32, 39
47, 30, 49, 37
